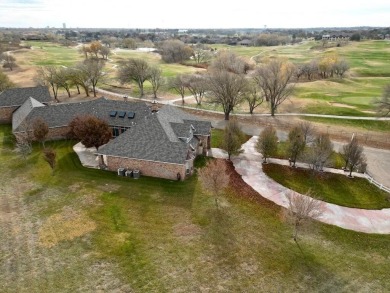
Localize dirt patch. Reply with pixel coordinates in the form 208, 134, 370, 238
38, 207, 96, 248
97, 183, 121, 193
4, 66, 37, 87
328, 102, 356, 109
173, 222, 202, 240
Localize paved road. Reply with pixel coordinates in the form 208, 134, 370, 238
230, 137, 390, 234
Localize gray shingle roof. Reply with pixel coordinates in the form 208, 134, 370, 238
12, 96, 211, 165
97, 106, 211, 165
13, 97, 151, 132
157, 105, 211, 138
12, 97, 45, 131
0, 86, 52, 107
97, 114, 190, 164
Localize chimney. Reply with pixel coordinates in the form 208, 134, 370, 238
151, 100, 158, 113
123, 95, 128, 102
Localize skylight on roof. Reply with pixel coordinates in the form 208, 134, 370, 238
110, 111, 117, 117
118, 111, 126, 118
128, 112, 135, 119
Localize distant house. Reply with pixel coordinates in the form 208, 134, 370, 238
12, 96, 211, 181
237, 39, 252, 46
322, 33, 351, 42
0, 86, 52, 123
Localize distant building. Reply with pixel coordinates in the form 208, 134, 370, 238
63, 23, 66, 29
322, 33, 351, 42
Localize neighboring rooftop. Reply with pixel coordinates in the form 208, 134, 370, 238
13, 97, 151, 132
0, 86, 52, 107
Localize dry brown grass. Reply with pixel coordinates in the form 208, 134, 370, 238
38, 207, 96, 248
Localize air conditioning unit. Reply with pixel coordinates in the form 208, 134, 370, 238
125, 170, 133, 177
117, 168, 126, 176
133, 170, 140, 179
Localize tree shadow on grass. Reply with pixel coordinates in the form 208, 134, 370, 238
202, 207, 239, 268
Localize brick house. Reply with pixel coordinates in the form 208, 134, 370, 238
12, 96, 211, 181
96, 105, 211, 181
0, 86, 52, 123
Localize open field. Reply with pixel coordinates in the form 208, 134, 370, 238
263, 163, 390, 209
4, 40, 390, 120
1, 123, 390, 292
215, 40, 390, 115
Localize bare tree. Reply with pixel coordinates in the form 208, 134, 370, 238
99, 46, 111, 60
43, 147, 56, 175
69, 66, 90, 97
333, 59, 349, 78
210, 50, 251, 74
0, 69, 14, 91
287, 126, 306, 167
148, 66, 164, 99
302, 60, 318, 81
374, 84, 390, 116
198, 159, 230, 209
186, 74, 207, 106
304, 133, 333, 172
244, 80, 264, 114
256, 125, 278, 163
1, 53, 16, 70
121, 38, 138, 49
222, 119, 245, 160
78, 45, 91, 59
14, 137, 32, 162
32, 118, 49, 147
206, 70, 247, 120
118, 58, 151, 97
13, 117, 34, 162
299, 121, 315, 144
191, 43, 212, 64
55, 67, 72, 98
286, 191, 323, 242
80, 59, 105, 97
168, 74, 188, 104
253, 59, 295, 116
341, 136, 365, 177
36, 66, 60, 102
160, 40, 193, 63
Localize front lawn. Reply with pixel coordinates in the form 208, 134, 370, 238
1, 124, 390, 292
263, 163, 390, 209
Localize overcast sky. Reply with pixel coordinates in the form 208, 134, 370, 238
1, 0, 390, 29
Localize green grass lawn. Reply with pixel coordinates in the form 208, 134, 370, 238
1, 124, 390, 291
210, 128, 251, 149
303, 116, 390, 132
263, 163, 390, 209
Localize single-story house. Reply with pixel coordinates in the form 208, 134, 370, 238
96, 105, 211, 180
0, 86, 52, 123
12, 95, 212, 181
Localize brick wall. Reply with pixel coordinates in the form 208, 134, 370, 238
106, 156, 186, 181
0, 107, 17, 123
14, 126, 70, 142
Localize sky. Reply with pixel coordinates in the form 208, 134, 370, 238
0, 0, 390, 29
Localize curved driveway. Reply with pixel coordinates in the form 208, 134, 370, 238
230, 137, 390, 234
